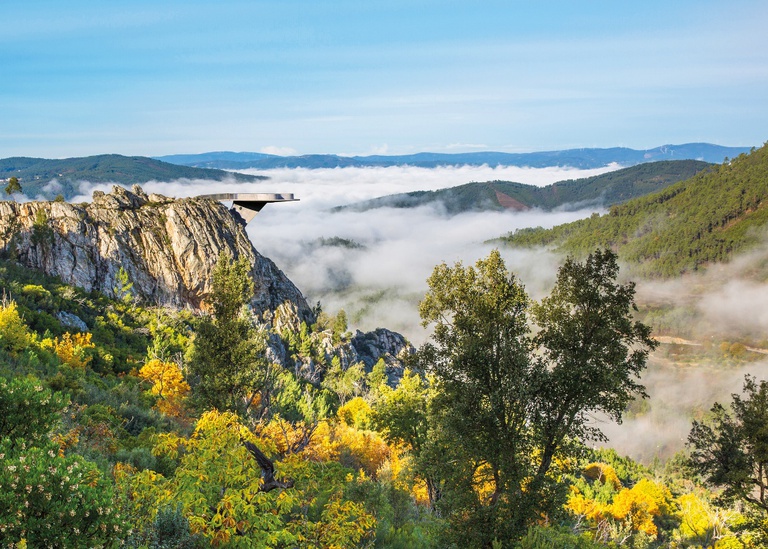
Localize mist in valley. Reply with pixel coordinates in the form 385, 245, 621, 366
602, 240, 768, 462
70, 164, 768, 465
72, 164, 616, 339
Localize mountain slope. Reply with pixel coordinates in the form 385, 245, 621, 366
156, 143, 751, 170
0, 154, 266, 200
333, 160, 711, 215
498, 144, 768, 277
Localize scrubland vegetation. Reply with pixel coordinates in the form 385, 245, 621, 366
2, 245, 767, 548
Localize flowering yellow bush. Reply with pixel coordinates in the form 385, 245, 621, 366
305, 419, 390, 478
138, 359, 190, 417
337, 396, 373, 429
609, 478, 672, 536
583, 462, 622, 490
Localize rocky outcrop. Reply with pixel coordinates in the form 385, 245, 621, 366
347, 328, 413, 386
265, 302, 414, 385
0, 185, 312, 319
0, 185, 416, 381
349, 328, 412, 370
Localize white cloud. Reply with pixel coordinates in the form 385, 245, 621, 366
42, 179, 63, 193
233, 165, 614, 340
260, 145, 298, 156
599, 359, 768, 463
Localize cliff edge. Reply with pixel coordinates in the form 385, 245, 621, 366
0, 185, 312, 319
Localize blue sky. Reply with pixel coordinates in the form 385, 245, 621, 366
1, 0, 766, 158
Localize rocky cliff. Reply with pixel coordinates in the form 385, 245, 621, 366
0, 185, 312, 319
267, 302, 414, 385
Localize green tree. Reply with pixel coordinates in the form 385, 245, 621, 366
0, 300, 32, 356
31, 208, 54, 252
418, 249, 655, 544
688, 375, 768, 521
525, 249, 656, 524
0, 375, 68, 449
4, 176, 21, 196
419, 249, 537, 544
188, 253, 272, 417
365, 358, 388, 403
0, 440, 126, 547
322, 357, 365, 406
113, 266, 134, 304
373, 368, 445, 510
331, 309, 349, 344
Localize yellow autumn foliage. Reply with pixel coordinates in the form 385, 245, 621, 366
610, 478, 672, 536
567, 489, 611, 523
337, 396, 373, 429
677, 492, 716, 544
305, 418, 390, 477
583, 462, 622, 490
138, 359, 190, 417
0, 300, 31, 354
41, 332, 95, 369
119, 409, 378, 547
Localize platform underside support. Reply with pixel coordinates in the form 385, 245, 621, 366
197, 193, 299, 225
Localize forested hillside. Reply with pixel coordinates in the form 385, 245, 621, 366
499, 144, 768, 277
334, 160, 710, 215
2, 248, 766, 547
0, 155, 265, 200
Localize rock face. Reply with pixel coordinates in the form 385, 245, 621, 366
0, 185, 312, 319
266, 302, 414, 385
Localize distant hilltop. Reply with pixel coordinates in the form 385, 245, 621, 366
155, 143, 754, 170
0, 154, 265, 200
1, 144, 755, 202
333, 160, 712, 215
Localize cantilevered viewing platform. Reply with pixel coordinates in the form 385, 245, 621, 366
198, 193, 298, 225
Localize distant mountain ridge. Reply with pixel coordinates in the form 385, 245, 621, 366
333, 160, 712, 215
157, 151, 276, 168
0, 154, 266, 200
155, 143, 752, 170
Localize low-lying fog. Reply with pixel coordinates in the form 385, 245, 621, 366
240, 165, 616, 340
69, 164, 768, 464
74, 164, 618, 339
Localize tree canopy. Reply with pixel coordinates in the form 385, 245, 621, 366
416, 249, 656, 544
188, 252, 271, 418
688, 375, 768, 514
2, 246, 764, 547
4, 176, 21, 196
